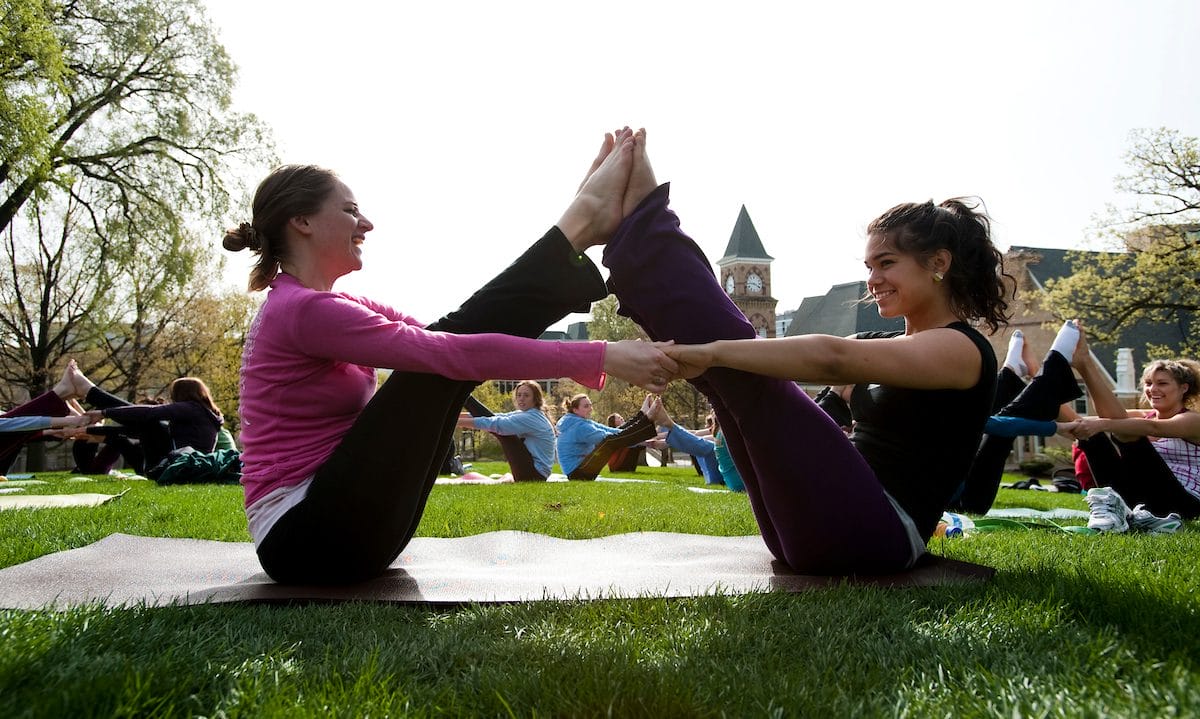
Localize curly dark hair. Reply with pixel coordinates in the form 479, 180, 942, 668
866, 197, 1014, 333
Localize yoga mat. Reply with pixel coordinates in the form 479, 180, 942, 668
986, 507, 1090, 520
435, 475, 664, 485
0, 492, 124, 511
0, 532, 993, 610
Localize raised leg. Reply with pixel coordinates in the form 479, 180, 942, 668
953, 351, 1083, 513
0, 391, 73, 471
604, 183, 910, 573
1079, 434, 1200, 519
257, 227, 609, 583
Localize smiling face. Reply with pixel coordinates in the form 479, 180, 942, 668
1143, 369, 1187, 414
302, 179, 374, 282
864, 233, 940, 320
571, 396, 594, 419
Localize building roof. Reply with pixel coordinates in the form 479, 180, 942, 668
717, 206, 773, 264
538, 321, 590, 342
784, 281, 904, 337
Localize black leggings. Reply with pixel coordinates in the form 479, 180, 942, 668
256, 228, 607, 584
950, 351, 1082, 513
1079, 433, 1200, 519
950, 351, 1200, 519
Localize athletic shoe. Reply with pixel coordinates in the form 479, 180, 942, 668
1086, 487, 1130, 533
1128, 504, 1183, 534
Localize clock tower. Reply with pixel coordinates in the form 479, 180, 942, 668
716, 205, 778, 337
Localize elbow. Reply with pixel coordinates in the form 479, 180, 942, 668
810, 341, 852, 383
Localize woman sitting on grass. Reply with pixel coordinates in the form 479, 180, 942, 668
68, 371, 225, 475
952, 322, 1197, 531
458, 381, 556, 482
555, 393, 655, 478
608, 129, 1011, 574
223, 132, 674, 584
1060, 326, 1198, 530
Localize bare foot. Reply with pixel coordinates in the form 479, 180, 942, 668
558, 131, 635, 251
622, 128, 658, 216
575, 127, 630, 193
52, 361, 76, 399
67, 360, 95, 398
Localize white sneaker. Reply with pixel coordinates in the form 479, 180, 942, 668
1128, 504, 1183, 534
1086, 487, 1130, 533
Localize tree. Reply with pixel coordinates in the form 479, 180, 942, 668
0, 0, 273, 467
1042, 128, 1200, 357
0, 0, 271, 390
0, 185, 113, 404
585, 295, 709, 429
1, 0, 270, 236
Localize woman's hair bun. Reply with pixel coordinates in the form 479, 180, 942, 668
222, 222, 261, 252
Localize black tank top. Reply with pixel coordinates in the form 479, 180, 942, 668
848, 322, 997, 539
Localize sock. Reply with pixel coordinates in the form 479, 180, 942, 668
1004, 330, 1026, 376
1050, 320, 1080, 363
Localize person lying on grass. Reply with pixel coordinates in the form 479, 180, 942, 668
610, 128, 1012, 574
223, 131, 676, 584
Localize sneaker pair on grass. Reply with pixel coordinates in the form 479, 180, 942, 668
1085, 487, 1183, 534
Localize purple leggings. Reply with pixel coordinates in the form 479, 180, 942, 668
604, 184, 912, 573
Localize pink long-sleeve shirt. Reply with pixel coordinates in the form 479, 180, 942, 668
238, 273, 607, 505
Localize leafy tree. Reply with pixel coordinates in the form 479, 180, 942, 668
0, 0, 273, 467
1, 0, 270, 235
1042, 128, 1200, 356
0, 185, 112, 403
0, 0, 271, 389
586, 295, 646, 343
586, 295, 710, 430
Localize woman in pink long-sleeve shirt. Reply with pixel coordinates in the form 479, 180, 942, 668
222, 130, 674, 584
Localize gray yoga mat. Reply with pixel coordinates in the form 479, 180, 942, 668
0, 532, 993, 610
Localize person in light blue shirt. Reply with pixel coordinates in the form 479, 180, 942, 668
459, 381, 556, 480
552, 393, 657, 477
645, 397, 733, 488
711, 422, 746, 492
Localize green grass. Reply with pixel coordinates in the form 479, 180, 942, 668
1, 465, 1197, 717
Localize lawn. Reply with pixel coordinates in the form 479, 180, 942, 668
1, 464, 1196, 718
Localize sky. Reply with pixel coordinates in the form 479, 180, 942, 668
202, 0, 1199, 330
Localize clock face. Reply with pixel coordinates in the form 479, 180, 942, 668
747, 272, 763, 294
725, 274, 735, 294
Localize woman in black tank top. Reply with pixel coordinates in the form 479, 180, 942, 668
606, 130, 1014, 573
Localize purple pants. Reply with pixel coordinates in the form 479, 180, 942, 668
603, 184, 912, 573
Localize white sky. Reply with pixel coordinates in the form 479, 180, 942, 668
202, 0, 1199, 330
